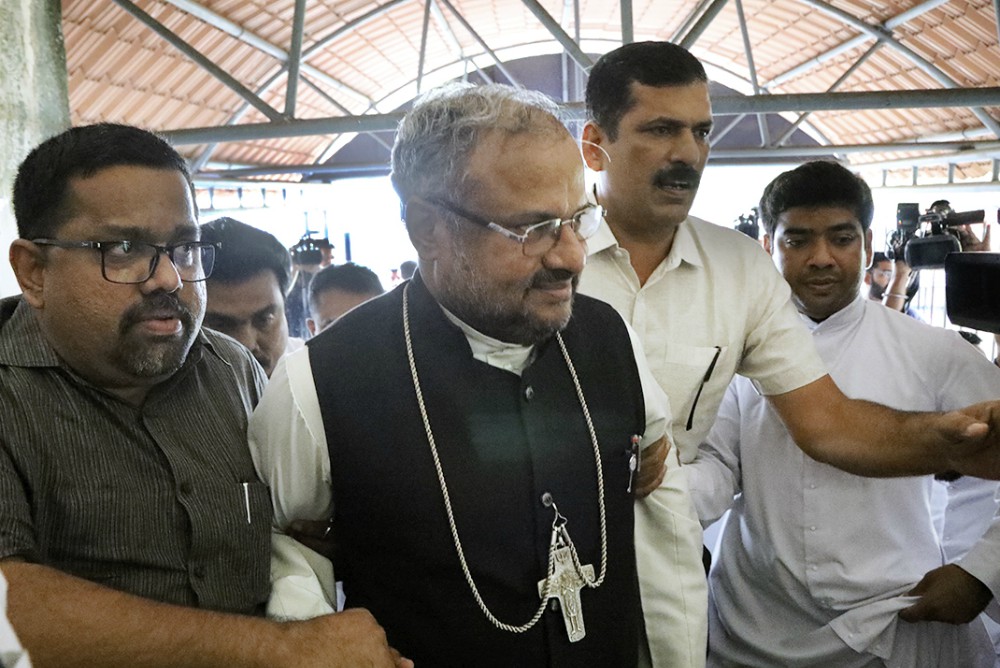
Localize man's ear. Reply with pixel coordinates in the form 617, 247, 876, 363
581, 122, 610, 172
761, 233, 773, 255
9, 240, 47, 308
863, 229, 873, 269
403, 198, 448, 260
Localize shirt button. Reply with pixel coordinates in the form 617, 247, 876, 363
179, 482, 192, 495
523, 386, 535, 401
809, 526, 817, 531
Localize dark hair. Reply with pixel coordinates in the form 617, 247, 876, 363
200, 217, 292, 297
13, 123, 192, 239
399, 260, 417, 279
869, 251, 889, 269
758, 161, 874, 238
586, 41, 708, 140
309, 263, 384, 311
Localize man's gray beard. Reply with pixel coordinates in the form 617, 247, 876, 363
113, 330, 194, 378
445, 280, 570, 346
440, 242, 572, 346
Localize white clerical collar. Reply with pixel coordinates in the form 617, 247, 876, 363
798, 293, 866, 333
439, 305, 535, 375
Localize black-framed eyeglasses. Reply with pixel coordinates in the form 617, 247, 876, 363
426, 197, 604, 257
31, 239, 218, 285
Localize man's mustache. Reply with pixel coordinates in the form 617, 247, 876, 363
120, 292, 195, 334
653, 164, 702, 190
531, 269, 578, 289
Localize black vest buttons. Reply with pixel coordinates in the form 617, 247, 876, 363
193, 565, 206, 579
179, 482, 192, 495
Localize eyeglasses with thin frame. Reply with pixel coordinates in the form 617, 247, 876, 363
31, 238, 218, 285
426, 197, 604, 257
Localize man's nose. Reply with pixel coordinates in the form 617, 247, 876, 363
809, 241, 836, 267
141, 250, 183, 294
543, 223, 586, 275
668, 130, 703, 166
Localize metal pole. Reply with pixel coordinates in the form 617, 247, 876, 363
284, 0, 308, 117
519, 0, 594, 69
111, 0, 285, 121
416, 0, 433, 93
620, 0, 634, 44
679, 0, 729, 49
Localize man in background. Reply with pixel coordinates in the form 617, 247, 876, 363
864, 251, 893, 301
201, 217, 302, 376
688, 160, 1000, 666
307, 262, 384, 336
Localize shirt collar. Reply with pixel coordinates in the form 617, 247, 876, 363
439, 304, 535, 375
586, 212, 704, 270
799, 293, 866, 334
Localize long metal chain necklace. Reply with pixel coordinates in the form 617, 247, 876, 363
402, 283, 608, 642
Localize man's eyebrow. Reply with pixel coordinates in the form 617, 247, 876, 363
779, 226, 815, 236
636, 117, 686, 131
92, 223, 199, 242
203, 312, 242, 328
781, 222, 859, 236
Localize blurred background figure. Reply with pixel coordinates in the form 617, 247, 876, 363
285, 235, 334, 339
307, 262, 384, 335
201, 217, 299, 376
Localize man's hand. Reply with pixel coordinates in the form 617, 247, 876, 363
288, 518, 337, 560
635, 436, 670, 498
899, 564, 993, 625
956, 223, 991, 252
941, 401, 1000, 479
279, 609, 412, 668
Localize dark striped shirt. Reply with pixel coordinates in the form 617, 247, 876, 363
0, 296, 271, 614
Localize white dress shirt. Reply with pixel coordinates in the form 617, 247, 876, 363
249, 299, 690, 664
0, 570, 31, 668
688, 296, 1000, 666
579, 215, 828, 668
579, 216, 827, 464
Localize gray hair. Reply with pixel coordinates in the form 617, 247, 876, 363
390, 83, 566, 211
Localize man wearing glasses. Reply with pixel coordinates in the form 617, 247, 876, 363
250, 83, 674, 666
0, 123, 406, 667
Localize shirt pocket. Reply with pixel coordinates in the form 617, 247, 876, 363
660, 343, 731, 437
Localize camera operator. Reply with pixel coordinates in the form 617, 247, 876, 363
285, 235, 333, 339
885, 201, 991, 315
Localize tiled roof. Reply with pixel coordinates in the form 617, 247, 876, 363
63, 0, 1000, 183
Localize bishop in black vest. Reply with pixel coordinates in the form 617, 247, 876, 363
250, 83, 673, 668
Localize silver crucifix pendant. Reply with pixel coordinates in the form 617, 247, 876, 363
538, 544, 594, 642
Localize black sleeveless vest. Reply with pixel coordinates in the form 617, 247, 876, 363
308, 275, 646, 667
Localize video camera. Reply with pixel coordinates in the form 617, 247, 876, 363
947, 251, 1000, 334
889, 202, 985, 269
289, 233, 332, 266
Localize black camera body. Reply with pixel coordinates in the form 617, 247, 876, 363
888, 204, 984, 269
289, 235, 330, 266
946, 252, 1000, 334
